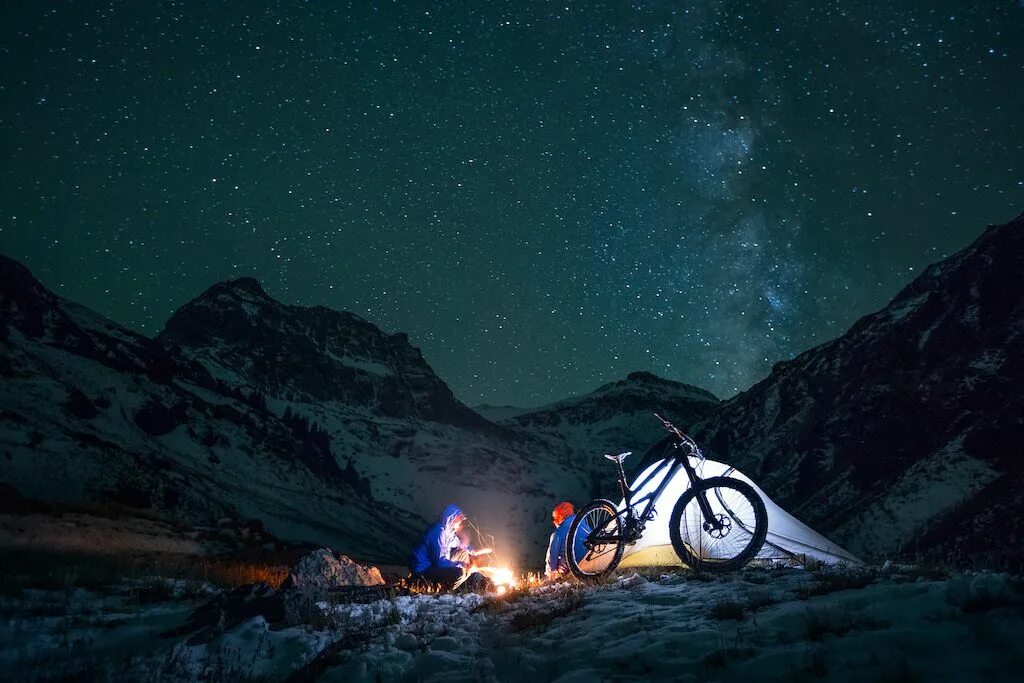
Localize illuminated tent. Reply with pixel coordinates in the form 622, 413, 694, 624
614, 448, 860, 568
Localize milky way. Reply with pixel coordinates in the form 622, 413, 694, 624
2, 1, 1022, 406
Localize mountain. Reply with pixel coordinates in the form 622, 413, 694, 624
8, 212, 1018, 570
692, 212, 1024, 566
154, 277, 602, 565
473, 404, 533, 422
158, 278, 489, 430
492, 372, 720, 496
0, 255, 419, 561
0, 261, 613, 566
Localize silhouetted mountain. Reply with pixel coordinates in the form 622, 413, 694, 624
693, 212, 1024, 567
0, 255, 418, 560
0, 259, 592, 564
492, 371, 719, 497
159, 278, 490, 430
5, 212, 1019, 568
151, 276, 599, 564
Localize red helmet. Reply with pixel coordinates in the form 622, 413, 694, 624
552, 501, 575, 527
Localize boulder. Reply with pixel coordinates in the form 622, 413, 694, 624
280, 548, 386, 625
283, 548, 385, 594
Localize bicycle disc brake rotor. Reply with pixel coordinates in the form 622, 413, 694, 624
703, 513, 732, 539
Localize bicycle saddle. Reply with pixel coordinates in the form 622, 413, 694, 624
603, 451, 631, 463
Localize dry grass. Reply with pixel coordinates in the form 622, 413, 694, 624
0, 548, 291, 595
206, 559, 289, 589
743, 588, 779, 611
804, 607, 887, 641
702, 632, 757, 669
708, 598, 746, 620
796, 566, 879, 599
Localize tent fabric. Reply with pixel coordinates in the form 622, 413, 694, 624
611, 457, 861, 569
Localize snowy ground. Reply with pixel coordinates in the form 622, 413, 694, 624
2, 565, 1023, 682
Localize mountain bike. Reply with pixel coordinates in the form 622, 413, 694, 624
566, 414, 768, 578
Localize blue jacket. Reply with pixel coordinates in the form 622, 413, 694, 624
546, 513, 590, 575
409, 504, 468, 573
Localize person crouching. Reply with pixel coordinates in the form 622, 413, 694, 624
408, 504, 478, 589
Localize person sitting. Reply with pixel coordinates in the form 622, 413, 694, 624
408, 504, 485, 589
545, 501, 588, 578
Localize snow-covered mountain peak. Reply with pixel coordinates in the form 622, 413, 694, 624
0, 253, 51, 300
601, 371, 720, 403
491, 372, 721, 497
158, 277, 490, 427
510, 371, 719, 424
218, 276, 269, 297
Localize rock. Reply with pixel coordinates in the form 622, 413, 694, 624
395, 633, 419, 651
280, 548, 386, 626
430, 635, 460, 651
283, 548, 385, 594
163, 582, 284, 645
968, 572, 1016, 603
615, 572, 647, 588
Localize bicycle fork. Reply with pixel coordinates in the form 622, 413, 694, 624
679, 450, 725, 532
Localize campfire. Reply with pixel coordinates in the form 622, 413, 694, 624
402, 564, 535, 596
459, 521, 546, 595
467, 565, 518, 595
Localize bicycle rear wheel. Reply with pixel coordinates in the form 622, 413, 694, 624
669, 476, 767, 573
567, 498, 624, 580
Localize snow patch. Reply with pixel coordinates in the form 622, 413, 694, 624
834, 436, 998, 555
324, 351, 394, 377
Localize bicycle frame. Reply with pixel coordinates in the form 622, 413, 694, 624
586, 437, 714, 546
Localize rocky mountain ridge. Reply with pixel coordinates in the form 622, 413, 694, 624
490, 371, 720, 496
693, 212, 1024, 566
1, 258, 622, 565
159, 278, 491, 431
3, 211, 1021, 567
0, 255, 419, 561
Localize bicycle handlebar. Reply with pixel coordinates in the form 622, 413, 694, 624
653, 412, 684, 438
653, 412, 702, 458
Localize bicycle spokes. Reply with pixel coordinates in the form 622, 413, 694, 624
677, 484, 758, 563
574, 504, 621, 575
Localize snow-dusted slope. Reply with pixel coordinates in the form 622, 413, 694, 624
693, 213, 1024, 565
0, 256, 421, 561
495, 372, 719, 496
0, 258, 598, 567
7, 565, 1022, 682
155, 278, 594, 567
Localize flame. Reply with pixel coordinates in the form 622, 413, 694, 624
474, 565, 518, 593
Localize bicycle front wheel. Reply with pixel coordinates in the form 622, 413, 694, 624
669, 476, 767, 573
567, 498, 624, 580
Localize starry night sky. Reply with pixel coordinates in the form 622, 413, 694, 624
2, 1, 1022, 407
